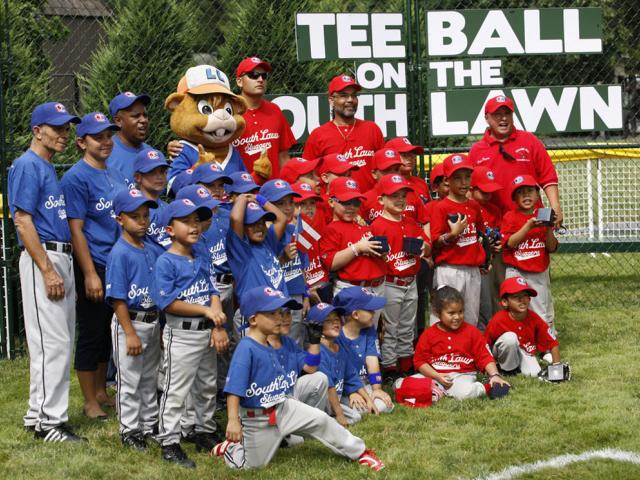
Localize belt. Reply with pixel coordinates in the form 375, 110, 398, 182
216, 273, 234, 285
346, 277, 384, 288
165, 315, 213, 331
21, 242, 73, 254
245, 406, 277, 426
129, 310, 159, 323
385, 275, 416, 287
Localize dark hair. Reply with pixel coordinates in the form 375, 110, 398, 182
431, 286, 464, 314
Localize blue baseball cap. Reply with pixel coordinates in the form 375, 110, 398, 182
168, 169, 195, 196
30, 102, 80, 128
244, 201, 276, 225
109, 91, 151, 118
227, 171, 259, 193
333, 286, 387, 314
134, 148, 170, 174
259, 179, 301, 203
176, 184, 221, 211
113, 188, 158, 215
76, 112, 120, 137
240, 286, 302, 318
193, 163, 232, 185
307, 303, 345, 324
165, 198, 212, 224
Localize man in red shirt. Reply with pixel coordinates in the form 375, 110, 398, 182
233, 57, 296, 183
468, 95, 563, 228
303, 75, 385, 192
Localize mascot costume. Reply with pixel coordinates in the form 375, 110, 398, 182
165, 65, 270, 185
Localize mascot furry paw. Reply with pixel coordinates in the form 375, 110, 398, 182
165, 65, 249, 183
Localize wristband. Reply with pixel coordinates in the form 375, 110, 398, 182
368, 372, 382, 385
489, 373, 501, 378
350, 244, 359, 257
255, 194, 268, 207
305, 352, 321, 367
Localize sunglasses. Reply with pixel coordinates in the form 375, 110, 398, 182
499, 143, 516, 161
244, 71, 269, 80
333, 198, 361, 207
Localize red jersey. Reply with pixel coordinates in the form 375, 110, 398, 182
405, 175, 430, 203
370, 216, 429, 277
469, 199, 502, 230
233, 100, 296, 179
423, 198, 440, 226
414, 322, 494, 374
485, 309, 558, 355
303, 119, 384, 192
430, 198, 485, 266
501, 209, 551, 272
320, 220, 386, 282
468, 129, 558, 214
360, 186, 428, 225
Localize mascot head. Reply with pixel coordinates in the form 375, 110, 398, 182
165, 65, 247, 150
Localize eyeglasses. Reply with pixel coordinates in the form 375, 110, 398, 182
243, 71, 269, 80
499, 143, 515, 161
332, 93, 359, 100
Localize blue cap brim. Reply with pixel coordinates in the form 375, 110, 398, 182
136, 161, 169, 174
168, 204, 213, 223
197, 172, 233, 185
244, 210, 276, 225
242, 297, 302, 319
49, 114, 81, 126
268, 190, 302, 202
308, 305, 345, 323
115, 198, 158, 215
79, 124, 120, 137
229, 183, 259, 194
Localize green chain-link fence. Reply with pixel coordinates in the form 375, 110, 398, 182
1, 0, 638, 358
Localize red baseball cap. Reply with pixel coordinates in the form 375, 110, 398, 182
292, 181, 321, 202
442, 154, 473, 177
500, 276, 538, 298
328, 177, 365, 202
429, 163, 445, 186
509, 174, 539, 199
328, 74, 362, 95
471, 166, 503, 193
280, 157, 320, 184
372, 148, 402, 171
377, 174, 414, 196
485, 95, 515, 114
393, 376, 433, 408
319, 153, 358, 175
385, 137, 424, 155
236, 57, 272, 77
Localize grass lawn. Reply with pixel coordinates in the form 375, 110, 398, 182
1, 272, 639, 479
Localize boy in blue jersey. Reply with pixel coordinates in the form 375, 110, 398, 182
106, 189, 160, 451
312, 303, 377, 426
152, 199, 229, 468
333, 287, 394, 415
213, 286, 384, 471
259, 179, 310, 347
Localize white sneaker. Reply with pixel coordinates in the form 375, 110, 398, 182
542, 352, 553, 363
358, 449, 385, 471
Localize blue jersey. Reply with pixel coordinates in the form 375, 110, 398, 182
105, 237, 158, 311
167, 141, 246, 182
201, 208, 231, 275
224, 336, 293, 408
320, 343, 363, 399
106, 135, 150, 189
272, 336, 305, 394
279, 224, 309, 296
7, 150, 71, 245
336, 326, 380, 378
61, 159, 127, 267
226, 227, 287, 300
152, 251, 219, 311
144, 198, 171, 257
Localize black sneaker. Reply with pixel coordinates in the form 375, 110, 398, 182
181, 429, 197, 444
121, 432, 148, 451
34, 424, 87, 443
162, 443, 195, 468
24, 425, 36, 433
144, 425, 160, 446
193, 431, 225, 452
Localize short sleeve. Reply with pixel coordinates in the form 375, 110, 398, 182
152, 255, 177, 310
61, 171, 89, 220
8, 161, 39, 216
277, 107, 296, 151
319, 224, 342, 271
531, 135, 558, 189
105, 249, 129, 304
302, 130, 323, 160
224, 341, 253, 397
500, 211, 518, 246
364, 326, 380, 358
470, 327, 495, 372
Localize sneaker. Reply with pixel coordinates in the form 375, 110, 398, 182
211, 440, 231, 457
358, 449, 385, 471
280, 434, 305, 448
542, 352, 553, 364
34, 424, 87, 443
162, 443, 195, 468
181, 429, 196, 443
24, 425, 36, 433
121, 432, 148, 451
193, 431, 225, 452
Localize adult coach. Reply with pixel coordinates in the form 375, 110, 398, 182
303, 75, 384, 192
8, 102, 85, 442
468, 95, 563, 228
233, 57, 296, 183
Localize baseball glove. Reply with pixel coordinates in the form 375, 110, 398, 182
538, 362, 571, 383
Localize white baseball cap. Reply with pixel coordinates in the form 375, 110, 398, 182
176, 65, 236, 97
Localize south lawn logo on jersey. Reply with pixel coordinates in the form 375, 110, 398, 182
209, 239, 227, 265
245, 371, 297, 407
342, 146, 375, 167
261, 261, 284, 290
283, 253, 304, 282
178, 278, 210, 305
128, 283, 155, 309
386, 251, 416, 271
45, 194, 66, 209
432, 353, 474, 370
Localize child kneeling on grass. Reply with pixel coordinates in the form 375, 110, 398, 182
485, 277, 561, 377
212, 286, 385, 471
413, 286, 510, 401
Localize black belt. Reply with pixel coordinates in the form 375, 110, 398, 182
182, 319, 214, 331
216, 273, 234, 285
21, 242, 73, 254
129, 310, 159, 323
